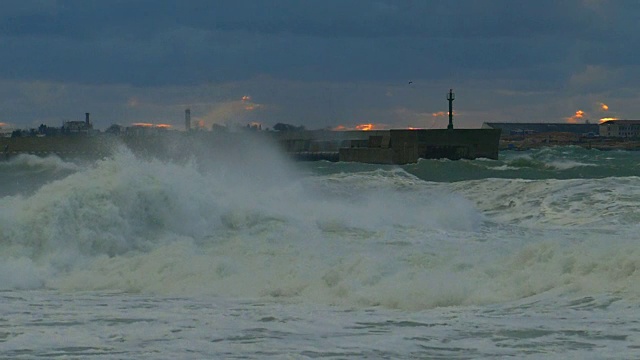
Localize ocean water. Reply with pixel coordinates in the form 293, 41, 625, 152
2, 142, 640, 359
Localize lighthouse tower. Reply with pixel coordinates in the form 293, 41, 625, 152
447, 89, 455, 130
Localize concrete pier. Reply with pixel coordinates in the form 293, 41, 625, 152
0, 128, 501, 164
276, 129, 501, 164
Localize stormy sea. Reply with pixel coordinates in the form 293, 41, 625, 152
2, 142, 640, 359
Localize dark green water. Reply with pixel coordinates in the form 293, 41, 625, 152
307, 146, 640, 182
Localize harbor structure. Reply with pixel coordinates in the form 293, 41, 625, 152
0, 91, 502, 163
62, 112, 93, 134
599, 120, 640, 137
484, 120, 640, 139
275, 129, 500, 164
447, 89, 455, 130
328, 88, 500, 163
482, 122, 599, 137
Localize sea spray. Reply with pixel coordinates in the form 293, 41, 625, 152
3, 146, 640, 310
1, 147, 484, 306
4, 146, 640, 358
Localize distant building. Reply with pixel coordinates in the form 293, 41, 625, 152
599, 120, 640, 138
0, 126, 12, 137
211, 123, 228, 132
105, 124, 124, 135
246, 122, 262, 131
482, 122, 599, 137
62, 112, 93, 134
38, 124, 61, 136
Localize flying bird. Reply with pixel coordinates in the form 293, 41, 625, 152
408, 81, 413, 84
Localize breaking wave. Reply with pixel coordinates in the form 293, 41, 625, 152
1, 145, 640, 310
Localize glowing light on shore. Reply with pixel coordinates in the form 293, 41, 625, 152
131, 123, 172, 128
599, 117, 618, 123
332, 123, 388, 131
0, 122, 7, 128
240, 96, 260, 111
566, 110, 585, 123
356, 123, 374, 131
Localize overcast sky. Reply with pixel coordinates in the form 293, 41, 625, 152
0, 0, 638, 131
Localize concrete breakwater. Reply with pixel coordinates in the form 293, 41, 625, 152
0, 132, 270, 161
1, 128, 501, 164
276, 129, 501, 164
1, 136, 114, 158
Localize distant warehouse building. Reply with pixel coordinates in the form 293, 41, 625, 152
482, 122, 599, 137
599, 120, 640, 138
62, 113, 93, 134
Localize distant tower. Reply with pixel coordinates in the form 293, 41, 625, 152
447, 89, 455, 130
85, 112, 90, 127
185, 108, 191, 131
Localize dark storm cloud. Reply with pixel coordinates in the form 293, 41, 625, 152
0, 0, 639, 129
0, 0, 634, 87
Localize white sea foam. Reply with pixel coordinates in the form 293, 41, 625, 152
451, 177, 640, 228
546, 160, 596, 170
0, 153, 80, 172
4, 146, 640, 359
1, 146, 639, 310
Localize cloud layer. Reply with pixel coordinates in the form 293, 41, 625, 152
0, 0, 638, 129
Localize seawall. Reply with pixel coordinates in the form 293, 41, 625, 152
339, 129, 501, 164
1, 128, 501, 164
